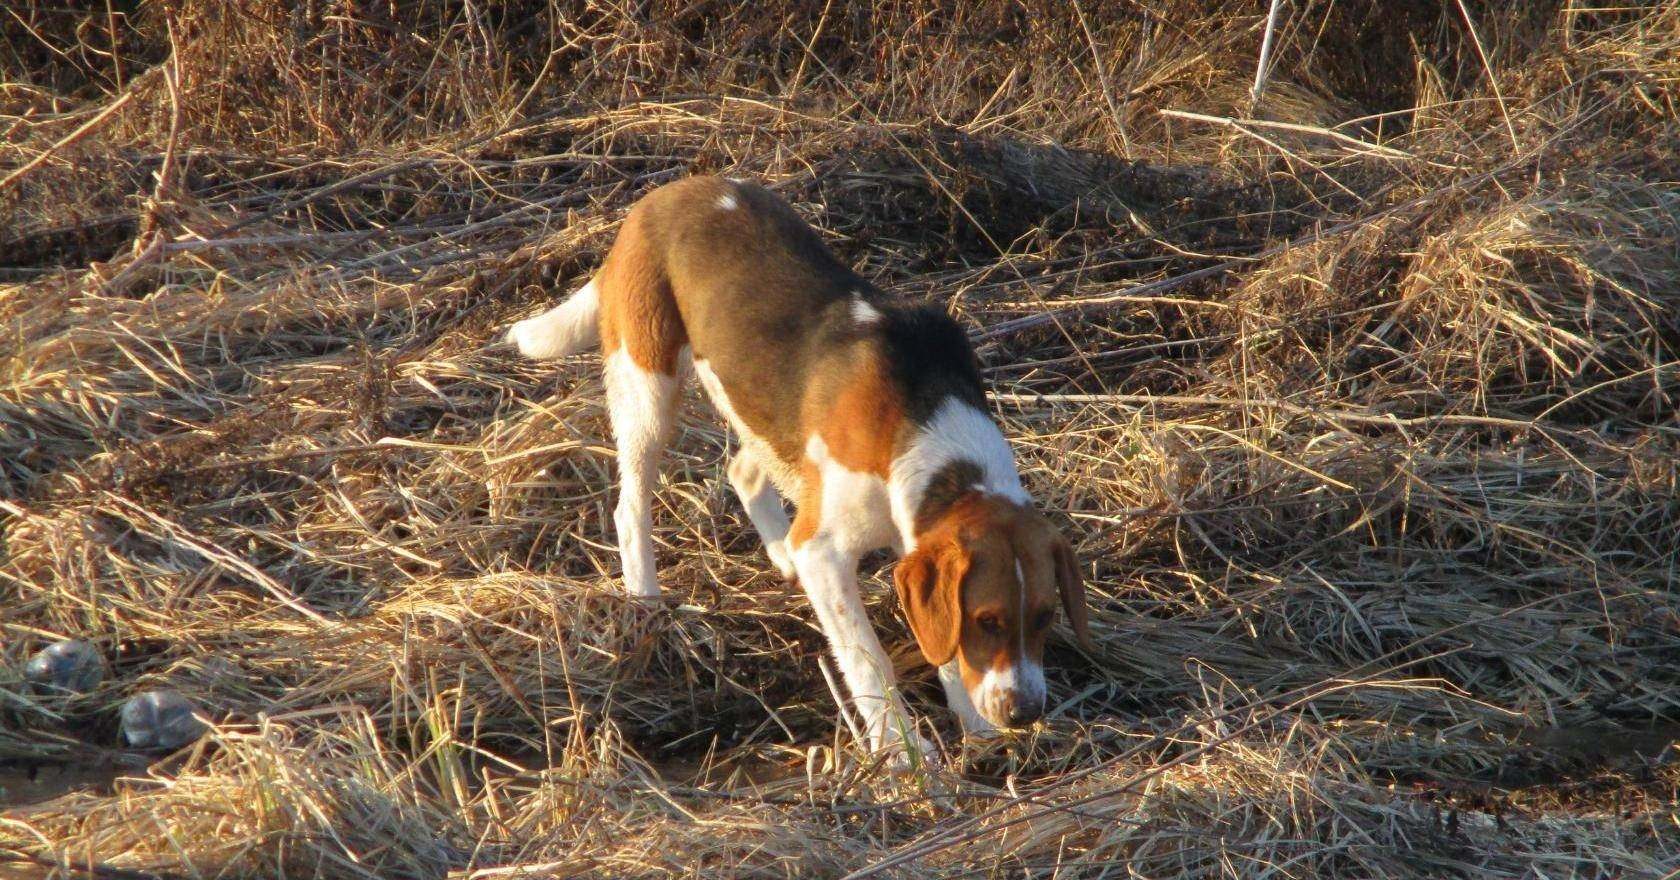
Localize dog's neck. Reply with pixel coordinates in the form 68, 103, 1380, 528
888, 397, 1028, 551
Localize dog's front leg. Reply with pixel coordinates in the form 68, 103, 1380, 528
938, 661, 995, 736
793, 535, 929, 760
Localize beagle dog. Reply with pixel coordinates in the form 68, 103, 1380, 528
507, 175, 1089, 755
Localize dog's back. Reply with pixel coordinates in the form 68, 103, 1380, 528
608, 177, 871, 462
512, 176, 981, 475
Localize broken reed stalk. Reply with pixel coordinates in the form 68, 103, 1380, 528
0, 92, 135, 193
1249, 0, 1287, 110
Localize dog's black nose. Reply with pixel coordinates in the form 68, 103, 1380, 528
1006, 701, 1043, 728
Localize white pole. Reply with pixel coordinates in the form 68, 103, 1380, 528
1250, 0, 1287, 109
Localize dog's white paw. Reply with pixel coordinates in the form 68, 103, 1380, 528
765, 540, 796, 581
504, 318, 527, 346
879, 730, 941, 773
961, 717, 1003, 742
622, 581, 663, 600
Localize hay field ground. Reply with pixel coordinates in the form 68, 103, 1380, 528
3, 2, 1680, 877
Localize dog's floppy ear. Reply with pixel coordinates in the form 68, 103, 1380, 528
894, 540, 968, 667
1053, 536, 1093, 652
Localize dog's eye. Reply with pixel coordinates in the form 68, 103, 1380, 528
1033, 609, 1055, 630
975, 613, 1005, 635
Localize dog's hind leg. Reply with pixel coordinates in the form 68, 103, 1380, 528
595, 216, 687, 600
604, 347, 679, 598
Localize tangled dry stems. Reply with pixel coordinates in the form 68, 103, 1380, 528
3, 1, 1679, 877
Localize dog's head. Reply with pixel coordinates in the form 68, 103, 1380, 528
893, 494, 1089, 729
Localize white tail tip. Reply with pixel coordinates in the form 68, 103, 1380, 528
506, 280, 600, 359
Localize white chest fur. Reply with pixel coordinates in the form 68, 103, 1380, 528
888, 398, 1028, 549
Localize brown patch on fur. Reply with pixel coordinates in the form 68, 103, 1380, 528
810, 349, 905, 477
913, 492, 998, 547
894, 494, 991, 667
596, 199, 689, 375
1052, 534, 1091, 651
787, 462, 822, 549
893, 530, 970, 666
913, 460, 985, 534
787, 349, 906, 550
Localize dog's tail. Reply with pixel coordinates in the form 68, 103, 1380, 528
505, 279, 601, 359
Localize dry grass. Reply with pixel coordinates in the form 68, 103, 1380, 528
4, 1, 1680, 877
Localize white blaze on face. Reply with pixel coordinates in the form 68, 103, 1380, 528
971, 558, 1047, 727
